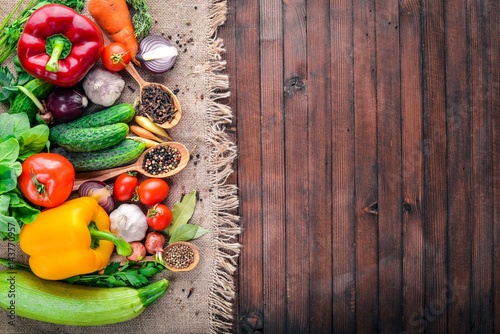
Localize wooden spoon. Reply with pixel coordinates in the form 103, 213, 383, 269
163, 242, 200, 272
72, 141, 189, 190
124, 63, 182, 129
100, 31, 181, 129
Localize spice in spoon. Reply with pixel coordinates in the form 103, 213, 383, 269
137, 85, 178, 124
142, 144, 181, 175
164, 243, 195, 270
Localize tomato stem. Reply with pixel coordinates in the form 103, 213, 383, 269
30, 171, 49, 200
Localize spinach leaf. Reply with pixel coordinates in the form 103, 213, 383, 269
0, 137, 19, 166
0, 66, 16, 103
0, 164, 19, 195
9, 190, 39, 225
18, 124, 49, 160
0, 113, 15, 138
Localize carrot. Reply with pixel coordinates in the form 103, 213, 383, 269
130, 125, 165, 142
88, 0, 139, 64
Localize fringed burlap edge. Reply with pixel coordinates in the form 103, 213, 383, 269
204, 1, 241, 333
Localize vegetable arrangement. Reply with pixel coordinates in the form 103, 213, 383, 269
0, 0, 205, 327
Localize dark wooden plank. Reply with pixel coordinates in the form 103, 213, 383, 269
421, 0, 449, 332
233, 0, 265, 332
444, 0, 472, 331
330, 0, 356, 332
491, 0, 500, 331
282, 0, 309, 332
306, 0, 333, 332
353, 0, 379, 332
399, 0, 425, 331
469, 0, 494, 331
259, 1, 286, 333
374, 1, 403, 332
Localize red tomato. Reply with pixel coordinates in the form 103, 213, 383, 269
137, 178, 169, 205
102, 43, 131, 72
18, 153, 75, 208
113, 172, 139, 201
146, 204, 173, 230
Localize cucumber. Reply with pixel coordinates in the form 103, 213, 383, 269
9, 78, 54, 125
0, 270, 168, 326
52, 139, 146, 171
56, 123, 129, 152
49, 103, 135, 142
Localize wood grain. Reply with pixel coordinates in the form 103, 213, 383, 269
228, 0, 499, 332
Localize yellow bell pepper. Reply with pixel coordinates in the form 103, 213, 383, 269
19, 197, 133, 280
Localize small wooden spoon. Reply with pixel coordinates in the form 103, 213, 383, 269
100, 31, 181, 129
163, 242, 200, 272
72, 141, 189, 190
124, 63, 182, 129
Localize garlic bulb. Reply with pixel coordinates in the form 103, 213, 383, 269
109, 204, 148, 242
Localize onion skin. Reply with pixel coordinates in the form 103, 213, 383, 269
78, 181, 115, 213
144, 231, 167, 266
46, 88, 88, 122
136, 35, 178, 74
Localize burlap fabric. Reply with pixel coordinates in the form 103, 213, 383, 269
0, 0, 239, 333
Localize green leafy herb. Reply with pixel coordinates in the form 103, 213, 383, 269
65, 261, 165, 288
126, 0, 153, 40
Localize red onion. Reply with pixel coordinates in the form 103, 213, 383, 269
144, 231, 166, 265
136, 35, 178, 74
46, 88, 88, 122
127, 241, 147, 261
78, 181, 114, 213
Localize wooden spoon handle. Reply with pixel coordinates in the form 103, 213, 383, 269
73, 165, 140, 191
124, 62, 148, 88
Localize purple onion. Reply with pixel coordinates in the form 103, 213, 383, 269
136, 35, 178, 74
78, 181, 114, 213
46, 88, 88, 122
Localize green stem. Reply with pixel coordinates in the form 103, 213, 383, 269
45, 34, 72, 72
15, 85, 44, 111
0, 0, 23, 32
88, 222, 133, 257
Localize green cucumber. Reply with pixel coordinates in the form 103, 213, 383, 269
56, 123, 129, 152
49, 103, 135, 142
0, 270, 168, 326
52, 139, 146, 171
9, 78, 54, 125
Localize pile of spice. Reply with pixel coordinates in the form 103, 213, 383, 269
142, 145, 181, 175
165, 243, 195, 270
137, 85, 178, 124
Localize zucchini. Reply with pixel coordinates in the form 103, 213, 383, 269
0, 270, 168, 326
52, 139, 146, 171
49, 103, 135, 142
8, 78, 54, 125
56, 123, 129, 152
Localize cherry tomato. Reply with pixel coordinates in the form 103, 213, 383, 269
102, 43, 130, 72
146, 204, 173, 230
113, 172, 139, 201
137, 178, 169, 205
18, 153, 75, 208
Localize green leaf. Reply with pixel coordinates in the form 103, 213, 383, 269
9, 192, 40, 225
169, 224, 199, 244
0, 137, 19, 166
193, 226, 209, 240
0, 212, 18, 234
11, 113, 31, 134
168, 190, 197, 236
0, 195, 10, 215
0, 66, 16, 102
103, 262, 121, 275
0, 114, 15, 138
0, 165, 19, 195
18, 123, 49, 158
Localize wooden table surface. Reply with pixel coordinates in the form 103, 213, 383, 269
220, 1, 499, 332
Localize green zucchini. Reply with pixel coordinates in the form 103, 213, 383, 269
8, 78, 54, 125
52, 139, 146, 171
0, 270, 168, 326
49, 103, 135, 142
56, 123, 129, 152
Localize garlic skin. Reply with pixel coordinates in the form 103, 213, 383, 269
109, 204, 148, 242
82, 67, 125, 106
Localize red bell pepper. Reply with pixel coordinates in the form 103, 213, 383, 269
17, 4, 104, 87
